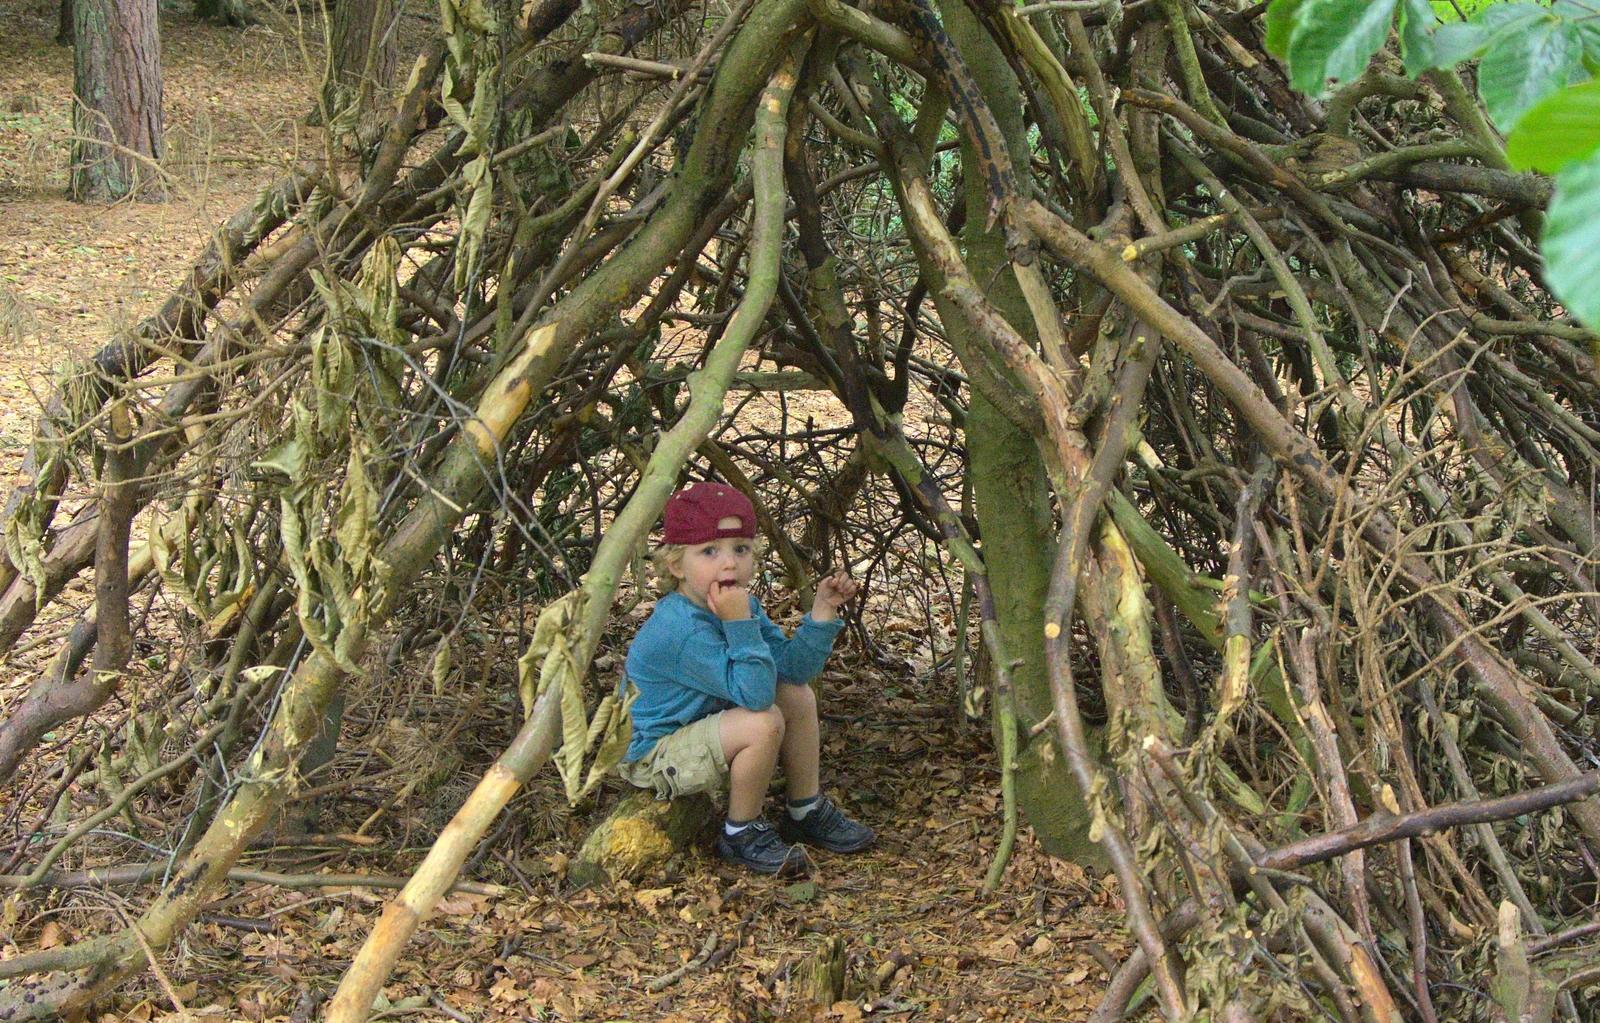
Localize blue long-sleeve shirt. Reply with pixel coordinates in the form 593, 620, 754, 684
623, 590, 844, 761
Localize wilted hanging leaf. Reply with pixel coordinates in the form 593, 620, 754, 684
148, 503, 216, 621
578, 683, 637, 798
431, 637, 453, 695
311, 327, 355, 443
455, 154, 495, 291
457, 0, 497, 34
359, 236, 406, 350
582, 693, 615, 751
440, 59, 472, 135
244, 178, 295, 246
463, 53, 498, 155
253, 401, 317, 482
517, 590, 586, 718
336, 445, 375, 580
514, 589, 620, 803
552, 636, 588, 801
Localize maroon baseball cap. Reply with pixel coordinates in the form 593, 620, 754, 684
663, 482, 757, 545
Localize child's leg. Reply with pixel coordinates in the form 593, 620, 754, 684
719, 706, 785, 820
773, 683, 820, 802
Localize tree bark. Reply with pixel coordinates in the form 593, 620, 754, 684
319, 0, 397, 125
568, 789, 716, 887
71, 0, 163, 201
932, 0, 1102, 867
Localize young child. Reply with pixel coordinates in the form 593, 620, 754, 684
619, 481, 873, 875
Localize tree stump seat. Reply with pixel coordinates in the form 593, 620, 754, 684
568, 787, 718, 888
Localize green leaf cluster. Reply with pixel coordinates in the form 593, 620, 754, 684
1265, 0, 1439, 93
1266, 0, 1600, 326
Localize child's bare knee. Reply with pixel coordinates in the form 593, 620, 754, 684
759, 704, 787, 743
725, 706, 785, 754
782, 683, 817, 716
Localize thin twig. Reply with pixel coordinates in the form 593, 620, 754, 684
644, 931, 719, 992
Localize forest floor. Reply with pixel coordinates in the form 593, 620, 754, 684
0, 3, 1125, 1021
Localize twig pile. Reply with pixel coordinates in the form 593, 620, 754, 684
1, 0, 1598, 1019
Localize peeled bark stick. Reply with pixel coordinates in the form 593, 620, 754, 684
1020, 198, 1600, 852
320, 684, 563, 1023
1258, 774, 1600, 873
323, 55, 799, 1023
860, 53, 1185, 1015
0, 5, 780, 1013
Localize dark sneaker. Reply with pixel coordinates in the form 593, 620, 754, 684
716, 818, 807, 875
778, 796, 875, 853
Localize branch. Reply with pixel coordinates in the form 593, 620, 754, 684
805, 0, 925, 72
1259, 774, 1600, 872
643, 931, 719, 992
0, 863, 502, 897
1379, 161, 1553, 207
321, 51, 801, 1023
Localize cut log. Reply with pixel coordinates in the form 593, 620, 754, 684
568, 788, 717, 888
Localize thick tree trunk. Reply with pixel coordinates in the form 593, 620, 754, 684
70, 0, 163, 201
319, 0, 397, 125
933, 0, 1102, 867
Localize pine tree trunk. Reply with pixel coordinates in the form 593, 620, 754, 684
70, 0, 163, 201
320, 0, 397, 125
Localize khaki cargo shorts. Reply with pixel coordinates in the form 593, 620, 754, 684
617, 712, 729, 800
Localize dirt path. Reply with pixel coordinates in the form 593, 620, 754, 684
0, 0, 324, 473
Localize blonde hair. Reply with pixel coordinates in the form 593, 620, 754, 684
650, 544, 687, 594
648, 535, 768, 595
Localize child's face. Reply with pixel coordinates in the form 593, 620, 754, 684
671, 516, 756, 611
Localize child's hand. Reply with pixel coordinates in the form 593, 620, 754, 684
811, 572, 858, 622
708, 580, 751, 622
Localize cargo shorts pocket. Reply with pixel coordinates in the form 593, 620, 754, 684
620, 714, 728, 800
654, 745, 723, 799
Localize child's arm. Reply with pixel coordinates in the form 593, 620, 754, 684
671, 618, 780, 710
758, 572, 857, 683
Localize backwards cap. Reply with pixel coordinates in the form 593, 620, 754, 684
663, 481, 757, 545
